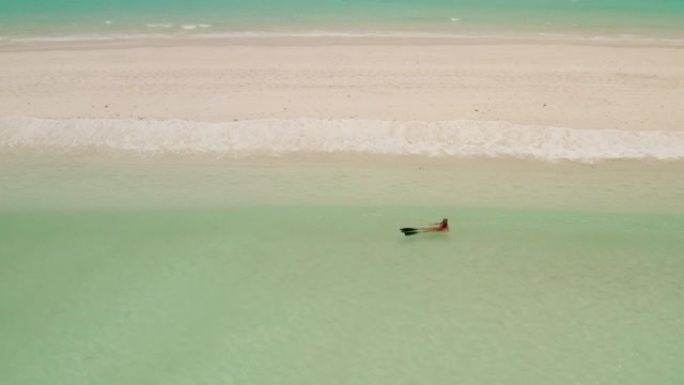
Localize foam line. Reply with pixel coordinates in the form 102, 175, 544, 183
2, 117, 683, 162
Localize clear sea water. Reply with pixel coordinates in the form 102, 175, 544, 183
1, 0, 684, 41
1, 154, 684, 384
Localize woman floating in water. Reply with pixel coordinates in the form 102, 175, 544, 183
400, 218, 449, 236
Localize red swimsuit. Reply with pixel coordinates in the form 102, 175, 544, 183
435, 222, 449, 231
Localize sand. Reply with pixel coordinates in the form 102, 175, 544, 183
1, 36, 683, 131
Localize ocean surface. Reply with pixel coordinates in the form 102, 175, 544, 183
1, 153, 684, 384
1, 0, 684, 42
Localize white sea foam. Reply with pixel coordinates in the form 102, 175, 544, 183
9, 35, 115, 43
1, 117, 683, 162
146, 23, 173, 28
179, 24, 212, 30
3, 30, 683, 46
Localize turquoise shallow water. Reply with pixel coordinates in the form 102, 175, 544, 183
1, 0, 683, 40
1, 155, 684, 384
2, 206, 683, 384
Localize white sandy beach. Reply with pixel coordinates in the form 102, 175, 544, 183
1, 36, 683, 131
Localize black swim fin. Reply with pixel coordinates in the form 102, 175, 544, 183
400, 227, 421, 236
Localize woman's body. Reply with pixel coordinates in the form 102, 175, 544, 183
400, 218, 449, 236
422, 218, 449, 232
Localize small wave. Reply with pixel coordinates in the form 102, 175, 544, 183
6, 33, 177, 43
180, 24, 212, 30
2, 29, 682, 46
146, 23, 173, 29
9, 35, 115, 43
2, 118, 683, 163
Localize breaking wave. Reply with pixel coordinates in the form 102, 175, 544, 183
1, 117, 683, 162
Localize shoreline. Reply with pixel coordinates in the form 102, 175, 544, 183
2, 117, 684, 162
2, 33, 684, 53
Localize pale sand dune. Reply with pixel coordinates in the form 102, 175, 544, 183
1, 37, 683, 131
